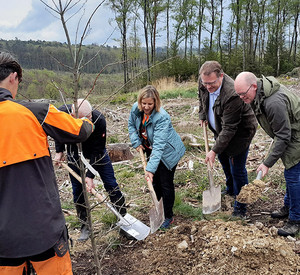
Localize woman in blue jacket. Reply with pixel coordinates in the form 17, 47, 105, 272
128, 85, 185, 229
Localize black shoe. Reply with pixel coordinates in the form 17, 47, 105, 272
277, 220, 300, 237
78, 224, 89, 242
222, 190, 234, 197
232, 210, 246, 219
271, 205, 289, 219
111, 195, 127, 217
119, 228, 136, 240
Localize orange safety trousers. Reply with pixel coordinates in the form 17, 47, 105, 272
0, 251, 73, 275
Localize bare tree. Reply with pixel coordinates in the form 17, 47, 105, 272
39, 1, 106, 274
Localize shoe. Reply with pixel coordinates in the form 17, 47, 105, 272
119, 228, 136, 240
160, 217, 174, 230
271, 205, 289, 219
232, 210, 246, 219
277, 220, 300, 237
78, 224, 90, 242
111, 195, 127, 217
221, 188, 234, 197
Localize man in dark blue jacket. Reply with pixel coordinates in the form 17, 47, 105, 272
54, 99, 126, 241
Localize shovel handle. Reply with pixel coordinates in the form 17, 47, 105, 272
203, 124, 214, 186
256, 170, 263, 180
138, 148, 160, 207
61, 162, 105, 202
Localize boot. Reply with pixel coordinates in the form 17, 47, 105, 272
110, 195, 127, 217
78, 224, 90, 242
277, 220, 300, 237
271, 205, 289, 219
75, 205, 89, 242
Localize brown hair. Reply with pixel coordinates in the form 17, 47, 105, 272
0, 52, 22, 83
199, 61, 223, 77
137, 85, 161, 112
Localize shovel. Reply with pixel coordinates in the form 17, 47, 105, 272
138, 148, 165, 233
61, 162, 150, 241
236, 171, 264, 204
202, 124, 221, 214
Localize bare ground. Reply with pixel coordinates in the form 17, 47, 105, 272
54, 78, 300, 275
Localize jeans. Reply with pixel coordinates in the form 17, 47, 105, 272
68, 149, 122, 206
218, 146, 249, 214
283, 161, 300, 221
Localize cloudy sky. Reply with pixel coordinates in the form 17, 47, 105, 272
0, 0, 120, 46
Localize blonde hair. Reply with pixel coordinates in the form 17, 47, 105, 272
137, 85, 161, 112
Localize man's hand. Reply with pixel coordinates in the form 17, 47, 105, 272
199, 120, 208, 127
54, 152, 65, 167
257, 163, 269, 178
85, 177, 95, 193
205, 150, 216, 168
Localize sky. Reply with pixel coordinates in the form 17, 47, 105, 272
0, 0, 120, 46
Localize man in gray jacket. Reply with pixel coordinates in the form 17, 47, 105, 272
198, 61, 257, 218
235, 71, 300, 236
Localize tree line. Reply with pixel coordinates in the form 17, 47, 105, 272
109, 0, 300, 80
2, 0, 300, 91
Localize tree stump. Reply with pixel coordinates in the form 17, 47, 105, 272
107, 143, 134, 163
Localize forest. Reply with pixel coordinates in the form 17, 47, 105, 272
0, 0, 299, 101
1, 0, 300, 83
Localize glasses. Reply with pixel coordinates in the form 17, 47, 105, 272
201, 77, 219, 86
237, 84, 252, 97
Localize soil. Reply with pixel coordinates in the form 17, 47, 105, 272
56, 79, 300, 275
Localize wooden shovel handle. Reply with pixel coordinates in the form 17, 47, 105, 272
61, 162, 105, 202
138, 148, 159, 206
203, 124, 214, 186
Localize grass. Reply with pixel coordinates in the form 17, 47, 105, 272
173, 192, 203, 219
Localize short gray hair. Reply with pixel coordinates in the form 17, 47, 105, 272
72, 98, 92, 118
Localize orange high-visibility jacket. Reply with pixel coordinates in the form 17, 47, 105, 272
0, 88, 93, 258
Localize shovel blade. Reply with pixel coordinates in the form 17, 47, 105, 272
149, 199, 165, 233
202, 185, 221, 214
117, 213, 150, 241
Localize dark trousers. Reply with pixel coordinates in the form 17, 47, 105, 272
68, 149, 122, 206
152, 161, 177, 219
284, 161, 300, 221
218, 146, 249, 213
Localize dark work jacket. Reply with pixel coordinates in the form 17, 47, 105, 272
0, 88, 93, 258
198, 74, 258, 156
55, 105, 106, 179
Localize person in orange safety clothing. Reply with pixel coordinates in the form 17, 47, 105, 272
0, 51, 94, 275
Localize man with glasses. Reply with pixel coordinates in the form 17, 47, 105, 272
0, 52, 94, 274
235, 71, 300, 236
198, 61, 257, 218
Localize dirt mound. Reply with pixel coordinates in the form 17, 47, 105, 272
237, 179, 267, 204
98, 219, 300, 275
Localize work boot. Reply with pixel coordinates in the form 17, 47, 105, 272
232, 210, 246, 219
75, 205, 89, 241
78, 224, 90, 242
277, 220, 300, 237
110, 195, 127, 217
271, 205, 289, 219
